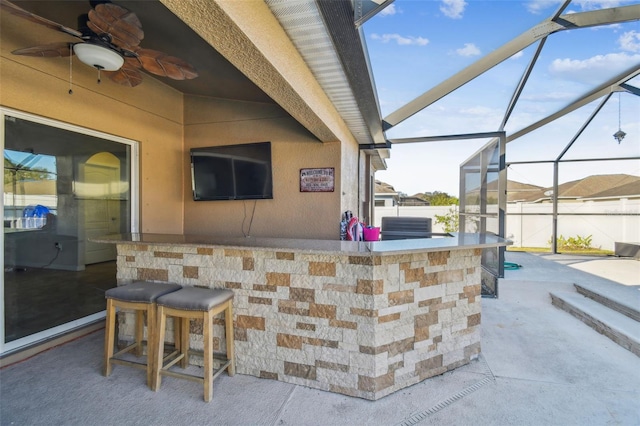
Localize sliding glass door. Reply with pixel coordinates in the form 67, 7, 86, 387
1, 109, 138, 353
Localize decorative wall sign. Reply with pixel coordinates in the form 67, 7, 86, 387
300, 168, 334, 192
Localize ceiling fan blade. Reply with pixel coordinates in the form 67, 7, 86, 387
123, 56, 142, 69
12, 42, 73, 58
87, 3, 143, 49
136, 49, 198, 80
107, 65, 143, 87
0, 0, 82, 39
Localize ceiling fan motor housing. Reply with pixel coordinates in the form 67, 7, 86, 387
73, 42, 124, 71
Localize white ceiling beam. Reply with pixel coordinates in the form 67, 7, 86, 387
500, 37, 547, 132
382, 4, 640, 129
558, 4, 640, 28
507, 65, 640, 143
354, 0, 396, 27
389, 131, 503, 144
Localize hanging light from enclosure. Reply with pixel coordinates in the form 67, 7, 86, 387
613, 92, 626, 144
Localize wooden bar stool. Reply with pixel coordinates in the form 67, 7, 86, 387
104, 281, 182, 388
153, 287, 235, 402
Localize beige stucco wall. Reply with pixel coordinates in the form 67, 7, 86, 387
0, 12, 185, 234
1, 7, 364, 240
183, 95, 343, 239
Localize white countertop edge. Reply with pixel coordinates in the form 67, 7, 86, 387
91, 233, 512, 256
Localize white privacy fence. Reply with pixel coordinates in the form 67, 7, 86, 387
374, 206, 457, 233
375, 199, 640, 251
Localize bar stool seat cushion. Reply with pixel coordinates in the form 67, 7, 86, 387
105, 281, 182, 303
157, 287, 234, 311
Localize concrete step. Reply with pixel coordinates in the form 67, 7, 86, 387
574, 282, 640, 322
550, 291, 640, 357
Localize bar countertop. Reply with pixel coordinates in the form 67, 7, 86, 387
92, 232, 511, 256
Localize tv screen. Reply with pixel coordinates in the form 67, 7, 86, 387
190, 142, 273, 201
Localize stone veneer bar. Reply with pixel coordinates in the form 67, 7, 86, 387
94, 233, 510, 400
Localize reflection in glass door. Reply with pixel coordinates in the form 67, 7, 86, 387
79, 153, 122, 265
2, 111, 136, 352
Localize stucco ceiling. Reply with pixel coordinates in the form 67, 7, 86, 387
10, 0, 275, 104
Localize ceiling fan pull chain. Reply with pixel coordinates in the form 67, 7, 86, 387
68, 46, 73, 95
97, 66, 102, 84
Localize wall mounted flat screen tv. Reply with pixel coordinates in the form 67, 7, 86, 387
190, 142, 273, 201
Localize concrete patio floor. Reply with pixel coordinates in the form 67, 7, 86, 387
1, 251, 639, 425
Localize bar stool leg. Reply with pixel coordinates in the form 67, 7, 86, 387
103, 298, 116, 377
180, 317, 190, 369
171, 316, 179, 355
204, 310, 213, 402
146, 303, 156, 388
154, 305, 167, 392
134, 310, 144, 357
225, 300, 235, 376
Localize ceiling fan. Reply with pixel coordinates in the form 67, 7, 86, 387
1, 0, 198, 87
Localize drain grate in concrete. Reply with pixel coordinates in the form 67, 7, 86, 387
397, 356, 495, 426
397, 377, 494, 426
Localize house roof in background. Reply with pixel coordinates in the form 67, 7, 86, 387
508, 174, 640, 202
556, 174, 640, 198
375, 180, 398, 194
506, 181, 544, 192
587, 180, 640, 199
399, 196, 429, 206
396, 174, 639, 202
505, 180, 544, 202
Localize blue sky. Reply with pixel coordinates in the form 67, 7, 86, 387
4, 150, 56, 177
363, 0, 640, 195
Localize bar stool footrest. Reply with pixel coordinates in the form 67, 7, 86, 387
159, 359, 233, 384
162, 352, 185, 370
110, 358, 148, 371
112, 342, 145, 359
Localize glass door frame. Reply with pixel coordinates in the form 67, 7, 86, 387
0, 107, 140, 355
459, 133, 507, 298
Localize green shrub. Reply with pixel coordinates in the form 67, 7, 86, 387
435, 207, 459, 233
549, 234, 595, 250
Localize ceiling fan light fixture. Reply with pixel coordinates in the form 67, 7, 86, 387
73, 43, 124, 71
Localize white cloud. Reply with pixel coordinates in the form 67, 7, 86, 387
521, 91, 576, 102
511, 51, 525, 60
619, 30, 640, 52
455, 43, 481, 57
549, 52, 640, 84
440, 0, 467, 19
525, 0, 625, 14
371, 33, 429, 46
571, 0, 624, 11
379, 4, 397, 16
524, 0, 561, 14
460, 105, 497, 115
